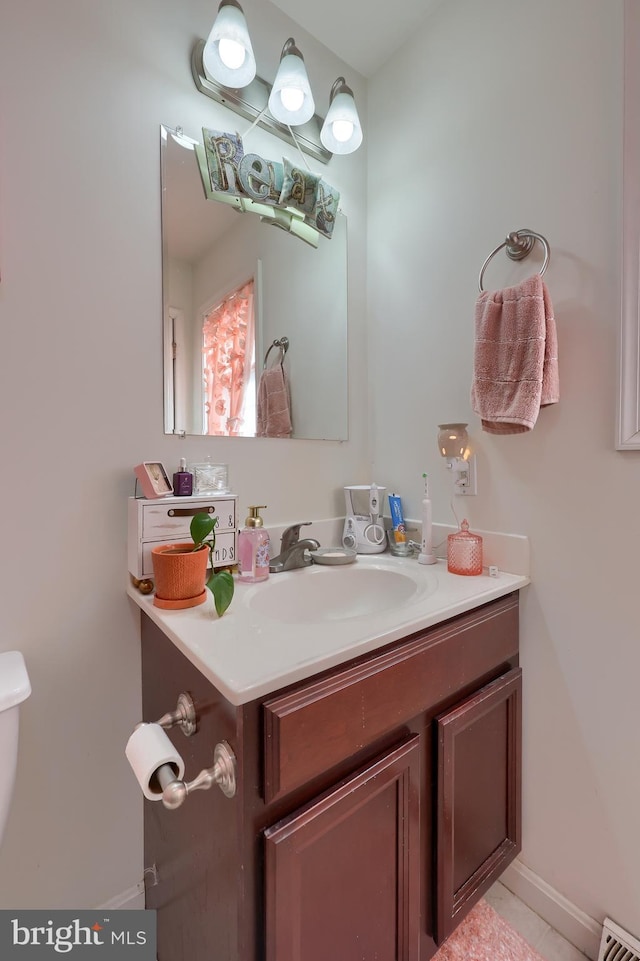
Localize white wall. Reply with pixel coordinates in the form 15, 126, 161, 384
0, 0, 368, 908
368, 0, 638, 938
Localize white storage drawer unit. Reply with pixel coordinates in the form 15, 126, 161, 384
128, 494, 237, 582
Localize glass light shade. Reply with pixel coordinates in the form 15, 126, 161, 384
320, 79, 363, 155
268, 39, 315, 126
202, 0, 256, 88
437, 423, 470, 460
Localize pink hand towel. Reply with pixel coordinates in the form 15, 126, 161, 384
471, 273, 559, 434
256, 365, 292, 438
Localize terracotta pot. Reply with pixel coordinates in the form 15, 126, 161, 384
151, 542, 209, 610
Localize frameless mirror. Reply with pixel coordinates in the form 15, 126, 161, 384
161, 125, 348, 440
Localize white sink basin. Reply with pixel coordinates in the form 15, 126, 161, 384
244, 559, 438, 623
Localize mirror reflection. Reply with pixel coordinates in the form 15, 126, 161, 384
161, 126, 348, 440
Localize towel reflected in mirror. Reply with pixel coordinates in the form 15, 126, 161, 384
257, 365, 292, 438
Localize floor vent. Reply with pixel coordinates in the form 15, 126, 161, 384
599, 918, 640, 961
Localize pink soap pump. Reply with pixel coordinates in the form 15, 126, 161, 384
237, 506, 271, 583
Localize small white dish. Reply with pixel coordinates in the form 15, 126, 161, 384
309, 547, 357, 566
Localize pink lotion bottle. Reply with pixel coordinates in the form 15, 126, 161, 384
237, 506, 271, 583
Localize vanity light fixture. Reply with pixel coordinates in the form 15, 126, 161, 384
202, 0, 256, 88
437, 423, 477, 495
191, 2, 363, 164
320, 78, 363, 155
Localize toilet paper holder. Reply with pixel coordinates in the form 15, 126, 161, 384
157, 691, 198, 737
155, 739, 236, 810
130, 691, 237, 810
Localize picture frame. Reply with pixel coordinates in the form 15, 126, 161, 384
134, 462, 173, 499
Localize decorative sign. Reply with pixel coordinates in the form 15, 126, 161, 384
202, 129, 340, 239
203, 129, 283, 205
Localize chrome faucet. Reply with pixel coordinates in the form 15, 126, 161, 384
269, 523, 321, 573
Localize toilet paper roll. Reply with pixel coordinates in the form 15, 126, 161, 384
125, 723, 185, 801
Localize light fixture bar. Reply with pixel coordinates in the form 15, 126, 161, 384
191, 39, 332, 164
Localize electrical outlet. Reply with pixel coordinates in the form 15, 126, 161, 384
456, 454, 477, 496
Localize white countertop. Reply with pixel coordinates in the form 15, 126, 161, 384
127, 553, 529, 706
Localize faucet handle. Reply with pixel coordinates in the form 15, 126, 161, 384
280, 522, 312, 552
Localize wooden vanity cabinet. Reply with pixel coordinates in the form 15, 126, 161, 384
140, 591, 521, 961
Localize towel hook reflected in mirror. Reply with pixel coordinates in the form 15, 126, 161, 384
263, 336, 289, 368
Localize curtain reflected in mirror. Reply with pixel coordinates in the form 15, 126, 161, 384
202, 278, 256, 436
161, 125, 348, 440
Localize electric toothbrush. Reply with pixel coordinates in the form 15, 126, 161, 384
368, 482, 385, 548
418, 473, 437, 565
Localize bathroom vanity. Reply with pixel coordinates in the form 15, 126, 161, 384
129, 556, 526, 961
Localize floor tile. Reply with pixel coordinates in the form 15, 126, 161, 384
536, 927, 591, 961
487, 881, 590, 961
486, 881, 551, 949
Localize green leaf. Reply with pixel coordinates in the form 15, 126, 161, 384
190, 512, 217, 547
207, 570, 234, 617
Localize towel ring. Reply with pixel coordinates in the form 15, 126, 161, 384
478, 229, 550, 291
263, 336, 289, 368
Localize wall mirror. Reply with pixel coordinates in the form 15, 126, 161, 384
161, 125, 348, 440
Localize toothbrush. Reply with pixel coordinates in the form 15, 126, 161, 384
369, 483, 380, 523
369, 482, 386, 548
418, 473, 437, 566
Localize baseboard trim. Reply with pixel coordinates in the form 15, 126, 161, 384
501, 860, 601, 960
97, 881, 145, 911
101, 866, 600, 952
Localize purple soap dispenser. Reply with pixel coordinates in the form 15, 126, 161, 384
173, 458, 193, 496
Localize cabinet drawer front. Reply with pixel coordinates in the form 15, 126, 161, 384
263, 593, 519, 803
142, 499, 236, 538
141, 530, 236, 577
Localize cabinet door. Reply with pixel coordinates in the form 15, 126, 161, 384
264, 736, 421, 961
436, 667, 522, 943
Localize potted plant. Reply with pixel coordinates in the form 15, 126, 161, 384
190, 512, 234, 616
151, 513, 234, 616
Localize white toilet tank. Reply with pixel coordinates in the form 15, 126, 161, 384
0, 651, 31, 844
